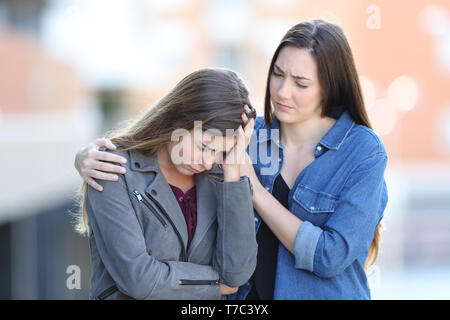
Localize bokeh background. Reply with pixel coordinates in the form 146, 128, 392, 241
1, 0, 449, 299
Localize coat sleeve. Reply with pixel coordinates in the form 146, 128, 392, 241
86, 173, 223, 300
212, 176, 258, 287
293, 152, 388, 278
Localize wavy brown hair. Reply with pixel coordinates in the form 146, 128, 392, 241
264, 19, 382, 270
74, 68, 256, 235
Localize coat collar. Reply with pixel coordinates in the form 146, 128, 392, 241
129, 149, 159, 172
319, 111, 355, 150
129, 149, 223, 174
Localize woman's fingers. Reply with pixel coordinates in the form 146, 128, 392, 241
90, 158, 127, 174
242, 116, 255, 148
224, 125, 242, 165
235, 125, 246, 164
75, 138, 127, 190
92, 138, 127, 164
94, 138, 117, 150
241, 111, 249, 124
244, 117, 254, 136
92, 149, 127, 165
226, 121, 254, 166
85, 176, 105, 192
83, 168, 119, 182
219, 283, 238, 295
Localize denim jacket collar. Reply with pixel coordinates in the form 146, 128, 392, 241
255, 116, 281, 147
319, 111, 355, 150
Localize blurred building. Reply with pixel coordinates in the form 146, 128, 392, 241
0, 0, 449, 299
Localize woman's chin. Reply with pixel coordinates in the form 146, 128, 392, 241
184, 168, 196, 176
274, 109, 295, 123
173, 165, 195, 176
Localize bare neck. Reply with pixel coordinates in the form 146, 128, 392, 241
280, 116, 336, 150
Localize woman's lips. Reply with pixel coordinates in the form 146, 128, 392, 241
189, 167, 202, 174
275, 102, 293, 111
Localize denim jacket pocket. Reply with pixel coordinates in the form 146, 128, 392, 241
292, 185, 338, 214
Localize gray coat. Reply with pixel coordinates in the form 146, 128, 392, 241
85, 148, 257, 300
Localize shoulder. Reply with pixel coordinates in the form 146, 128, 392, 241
346, 125, 387, 159
253, 115, 279, 140
100, 147, 159, 173
86, 148, 148, 199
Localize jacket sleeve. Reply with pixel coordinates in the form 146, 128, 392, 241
86, 173, 223, 300
212, 176, 258, 287
293, 152, 388, 278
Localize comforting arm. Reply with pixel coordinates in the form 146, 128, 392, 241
251, 174, 303, 255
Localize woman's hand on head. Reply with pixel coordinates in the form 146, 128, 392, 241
74, 138, 128, 192
221, 106, 255, 181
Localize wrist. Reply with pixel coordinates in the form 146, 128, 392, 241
252, 181, 266, 204
223, 165, 240, 182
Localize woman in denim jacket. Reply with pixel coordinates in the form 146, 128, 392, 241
235, 19, 388, 300
76, 19, 388, 300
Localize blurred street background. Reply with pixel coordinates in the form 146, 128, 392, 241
1, 0, 449, 299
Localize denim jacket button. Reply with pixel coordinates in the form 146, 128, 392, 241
310, 206, 315, 210
317, 145, 322, 151
265, 186, 270, 191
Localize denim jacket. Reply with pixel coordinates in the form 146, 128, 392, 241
231, 111, 388, 300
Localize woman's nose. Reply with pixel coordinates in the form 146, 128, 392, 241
202, 152, 215, 170
278, 79, 292, 100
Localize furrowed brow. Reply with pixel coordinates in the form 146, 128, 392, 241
274, 64, 312, 81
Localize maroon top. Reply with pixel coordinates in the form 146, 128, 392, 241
169, 184, 197, 249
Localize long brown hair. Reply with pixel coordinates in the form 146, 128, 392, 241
74, 68, 256, 235
264, 19, 382, 270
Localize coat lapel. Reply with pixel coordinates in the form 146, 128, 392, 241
130, 148, 222, 260
144, 167, 189, 252
187, 171, 219, 259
